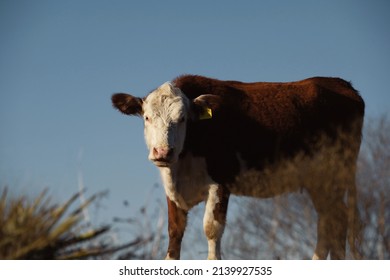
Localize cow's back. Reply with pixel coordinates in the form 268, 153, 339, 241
175, 75, 364, 130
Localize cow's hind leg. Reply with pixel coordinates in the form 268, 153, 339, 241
310, 190, 347, 260
166, 197, 187, 260
203, 184, 230, 260
328, 202, 348, 259
312, 214, 330, 260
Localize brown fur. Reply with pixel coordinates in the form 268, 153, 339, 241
166, 197, 187, 260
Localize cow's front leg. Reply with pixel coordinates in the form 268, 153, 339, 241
203, 184, 230, 260
165, 197, 187, 260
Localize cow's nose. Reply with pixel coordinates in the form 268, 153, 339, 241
153, 147, 174, 160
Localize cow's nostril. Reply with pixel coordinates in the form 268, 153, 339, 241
153, 147, 174, 160
152, 147, 159, 157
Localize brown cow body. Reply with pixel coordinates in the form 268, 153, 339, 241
112, 75, 364, 259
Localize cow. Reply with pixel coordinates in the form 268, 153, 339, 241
111, 74, 364, 260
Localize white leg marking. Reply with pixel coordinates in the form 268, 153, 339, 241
165, 253, 177, 260
207, 239, 221, 260
312, 253, 321, 260
312, 247, 329, 260
203, 184, 224, 260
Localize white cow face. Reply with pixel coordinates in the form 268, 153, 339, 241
112, 83, 190, 167
142, 83, 189, 166
112, 82, 220, 167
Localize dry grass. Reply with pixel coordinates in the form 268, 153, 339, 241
0, 189, 149, 259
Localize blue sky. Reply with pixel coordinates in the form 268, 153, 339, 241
1, 0, 389, 240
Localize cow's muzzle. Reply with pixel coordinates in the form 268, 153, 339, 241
151, 147, 174, 167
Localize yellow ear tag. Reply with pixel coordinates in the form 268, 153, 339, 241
199, 107, 213, 120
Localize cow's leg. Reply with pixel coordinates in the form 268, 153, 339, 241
203, 184, 230, 260
165, 197, 187, 260
312, 214, 330, 260
328, 202, 347, 259
310, 189, 347, 260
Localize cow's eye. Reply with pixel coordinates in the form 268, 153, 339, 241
144, 116, 150, 122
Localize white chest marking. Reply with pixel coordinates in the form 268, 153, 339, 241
159, 153, 214, 210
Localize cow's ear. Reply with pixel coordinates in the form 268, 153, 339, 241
111, 93, 143, 116
192, 94, 222, 121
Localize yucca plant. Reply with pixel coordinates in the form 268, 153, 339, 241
0, 188, 129, 259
